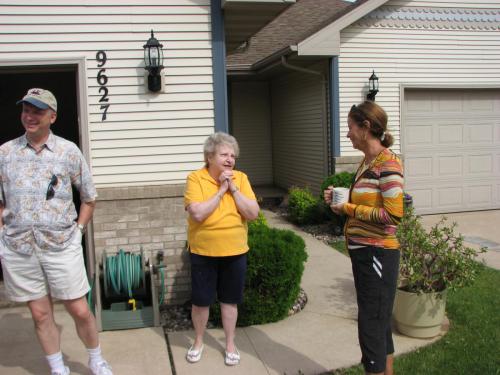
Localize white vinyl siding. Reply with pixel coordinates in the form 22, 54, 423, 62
338, 0, 500, 157
403, 88, 500, 214
0, 1, 213, 187
230, 82, 273, 186
271, 69, 328, 196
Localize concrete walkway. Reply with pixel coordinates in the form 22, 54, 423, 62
167, 210, 440, 375
1, 209, 498, 374
0, 303, 172, 375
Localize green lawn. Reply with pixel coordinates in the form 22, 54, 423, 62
329, 239, 348, 256
326, 265, 500, 375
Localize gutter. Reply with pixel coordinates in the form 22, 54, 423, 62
227, 45, 295, 76
279, 55, 324, 80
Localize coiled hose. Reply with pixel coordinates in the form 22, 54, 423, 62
105, 249, 143, 298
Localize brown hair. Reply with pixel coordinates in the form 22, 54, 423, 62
348, 101, 394, 148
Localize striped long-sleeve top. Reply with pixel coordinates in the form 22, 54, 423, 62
343, 148, 404, 250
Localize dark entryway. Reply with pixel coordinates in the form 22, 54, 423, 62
0, 66, 79, 145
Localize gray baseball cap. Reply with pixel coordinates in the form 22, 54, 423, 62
17, 88, 57, 112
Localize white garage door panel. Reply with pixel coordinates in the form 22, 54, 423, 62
438, 155, 463, 176
468, 185, 493, 204
406, 152, 496, 182
438, 124, 463, 144
404, 89, 500, 214
468, 154, 494, 174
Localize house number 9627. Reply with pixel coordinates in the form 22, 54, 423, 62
96, 50, 110, 121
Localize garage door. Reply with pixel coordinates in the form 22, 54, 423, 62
403, 88, 500, 215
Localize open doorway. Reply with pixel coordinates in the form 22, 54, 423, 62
0, 64, 85, 281
0, 67, 79, 144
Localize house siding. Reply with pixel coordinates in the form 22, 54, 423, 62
0, 1, 213, 187
0, 1, 216, 306
338, 0, 500, 157
271, 64, 329, 195
230, 81, 273, 186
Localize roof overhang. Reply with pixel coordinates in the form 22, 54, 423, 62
297, 0, 389, 56
222, 0, 296, 52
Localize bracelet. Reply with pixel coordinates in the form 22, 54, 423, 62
230, 186, 239, 194
77, 223, 86, 234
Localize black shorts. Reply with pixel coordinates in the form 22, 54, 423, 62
349, 246, 400, 374
190, 252, 247, 306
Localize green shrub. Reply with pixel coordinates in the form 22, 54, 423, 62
396, 206, 486, 293
248, 211, 268, 231
320, 171, 355, 195
287, 186, 322, 225
211, 223, 308, 326
319, 171, 355, 228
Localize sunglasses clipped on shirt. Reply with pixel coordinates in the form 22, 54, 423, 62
46, 174, 58, 200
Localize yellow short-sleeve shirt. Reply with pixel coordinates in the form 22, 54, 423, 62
184, 168, 256, 257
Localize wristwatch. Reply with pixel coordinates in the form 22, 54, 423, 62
231, 186, 239, 194
77, 223, 86, 234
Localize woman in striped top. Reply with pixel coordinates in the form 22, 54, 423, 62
324, 101, 404, 375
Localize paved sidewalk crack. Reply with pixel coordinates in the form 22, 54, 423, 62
242, 328, 272, 375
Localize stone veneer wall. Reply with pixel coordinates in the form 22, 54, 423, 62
334, 155, 363, 174
92, 184, 190, 306
334, 153, 402, 174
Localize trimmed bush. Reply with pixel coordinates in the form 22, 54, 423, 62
211, 223, 308, 326
240, 224, 307, 325
287, 186, 322, 225
248, 211, 268, 231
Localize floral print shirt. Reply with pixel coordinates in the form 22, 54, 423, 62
0, 132, 97, 254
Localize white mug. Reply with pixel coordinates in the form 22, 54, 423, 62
333, 187, 349, 204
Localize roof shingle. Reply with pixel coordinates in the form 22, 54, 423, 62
226, 0, 366, 70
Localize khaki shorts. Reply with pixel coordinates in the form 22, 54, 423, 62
0, 231, 90, 302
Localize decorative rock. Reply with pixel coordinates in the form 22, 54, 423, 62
161, 289, 309, 332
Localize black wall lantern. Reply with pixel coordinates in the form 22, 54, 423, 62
366, 70, 379, 101
143, 30, 164, 92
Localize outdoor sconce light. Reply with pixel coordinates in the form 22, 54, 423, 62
143, 30, 164, 92
366, 70, 379, 101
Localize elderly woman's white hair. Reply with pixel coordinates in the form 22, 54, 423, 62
204, 132, 240, 167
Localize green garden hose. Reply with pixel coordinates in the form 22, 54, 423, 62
105, 249, 143, 298
103, 249, 166, 305
159, 267, 165, 305
87, 274, 95, 314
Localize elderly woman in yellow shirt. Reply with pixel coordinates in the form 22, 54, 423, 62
184, 132, 259, 366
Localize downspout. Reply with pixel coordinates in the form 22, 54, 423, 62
329, 56, 340, 174
280, 56, 324, 81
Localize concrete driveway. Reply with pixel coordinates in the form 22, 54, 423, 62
420, 209, 500, 270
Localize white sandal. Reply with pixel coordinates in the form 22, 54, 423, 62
224, 348, 240, 366
186, 344, 204, 363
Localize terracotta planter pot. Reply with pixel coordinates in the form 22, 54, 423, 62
393, 288, 447, 338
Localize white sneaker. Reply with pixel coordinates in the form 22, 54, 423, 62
89, 360, 113, 375
51, 366, 70, 375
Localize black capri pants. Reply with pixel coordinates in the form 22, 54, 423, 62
349, 245, 400, 374
190, 252, 247, 306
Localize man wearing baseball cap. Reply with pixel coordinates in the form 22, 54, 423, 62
0, 88, 112, 375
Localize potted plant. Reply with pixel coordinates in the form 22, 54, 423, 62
393, 206, 486, 338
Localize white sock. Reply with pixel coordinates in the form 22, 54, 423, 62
87, 344, 104, 366
46, 351, 66, 373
